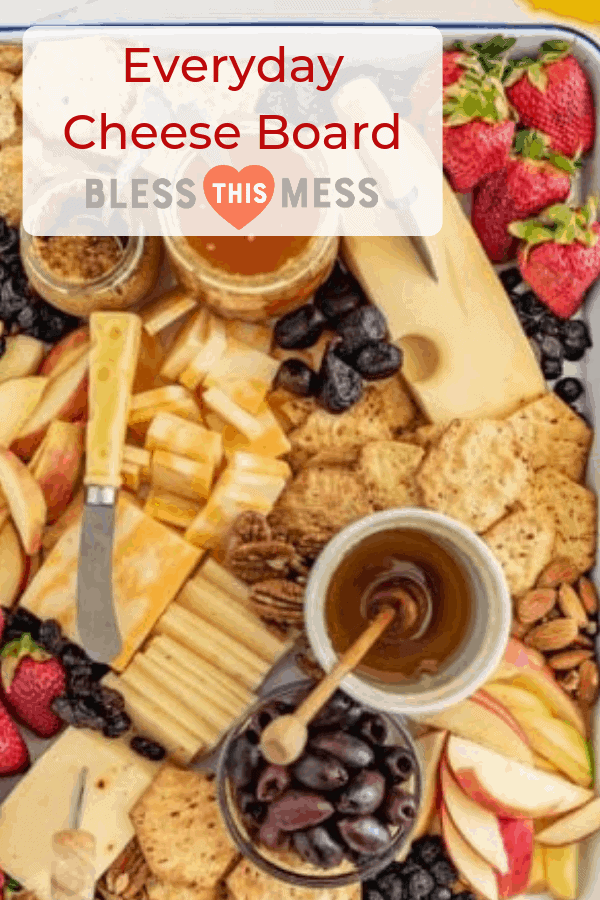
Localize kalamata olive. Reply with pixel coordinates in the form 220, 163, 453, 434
259, 818, 289, 850
312, 690, 363, 729
309, 731, 374, 768
228, 735, 262, 788
383, 747, 416, 783
268, 790, 334, 831
336, 306, 388, 355
337, 769, 386, 815
293, 752, 349, 792
382, 786, 417, 826
292, 826, 345, 869
274, 304, 327, 350
237, 790, 267, 827
337, 816, 393, 855
358, 713, 390, 746
256, 765, 291, 802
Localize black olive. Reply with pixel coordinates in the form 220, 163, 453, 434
337, 769, 386, 815
337, 816, 392, 855
293, 752, 349, 792
227, 734, 262, 788
292, 826, 345, 869
309, 731, 374, 768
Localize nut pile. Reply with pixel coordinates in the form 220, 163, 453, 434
97, 840, 151, 900
513, 559, 599, 704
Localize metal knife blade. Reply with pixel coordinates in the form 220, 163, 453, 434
77, 486, 121, 662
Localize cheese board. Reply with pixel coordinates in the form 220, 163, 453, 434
0, 20, 598, 900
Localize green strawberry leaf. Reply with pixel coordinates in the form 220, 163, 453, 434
514, 129, 548, 160
582, 194, 599, 224
545, 204, 578, 226
1, 633, 51, 691
541, 39, 569, 53
507, 221, 554, 244
472, 36, 516, 59
526, 62, 548, 91
547, 151, 580, 174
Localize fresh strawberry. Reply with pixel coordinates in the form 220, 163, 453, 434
2, 633, 66, 738
472, 130, 574, 262
443, 39, 516, 193
443, 50, 465, 87
506, 41, 595, 158
509, 197, 600, 318
0, 700, 28, 775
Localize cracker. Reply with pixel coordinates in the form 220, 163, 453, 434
276, 465, 374, 534
0, 44, 22, 75
130, 766, 236, 888
147, 879, 221, 900
405, 423, 448, 450
288, 379, 416, 468
0, 145, 21, 227
10, 73, 21, 109
226, 856, 361, 900
416, 419, 530, 533
506, 393, 592, 482
521, 467, 597, 575
358, 440, 424, 509
483, 509, 555, 597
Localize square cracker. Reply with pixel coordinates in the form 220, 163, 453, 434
0, 145, 21, 227
358, 440, 424, 510
506, 393, 592, 482
288, 378, 416, 469
147, 879, 222, 900
130, 766, 236, 889
276, 465, 374, 534
227, 856, 361, 900
416, 419, 530, 533
520, 467, 597, 575
483, 509, 555, 597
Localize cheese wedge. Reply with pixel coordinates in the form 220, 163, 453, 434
203, 337, 279, 414
144, 488, 204, 529
129, 385, 202, 427
141, 289, 198, 336
151, 450, 213, 501
220, 402, 291, 458
202, 387, 267, 442
145, 412, 222, 472
160, 307, 209, 380
178, 314, 227, 390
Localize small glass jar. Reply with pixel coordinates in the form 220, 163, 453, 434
20, 232, 163, 317
164, 235, 339, 323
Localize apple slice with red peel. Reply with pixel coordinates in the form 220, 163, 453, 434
537, 797, 600, 846
441, 802, 499, 900
41, 489, 84, 553
472, 690, 531, 747
0, 336, 45, 384
483, 682, 552, 718
0, 521, 25, 606
496, 817, 534, 898
440, 759, 509, 874
39, 326, 89, 378
491, 639, 586, 737
446, 736, 593, 819
12, 351, 89, 460
0, 449, 46, 555
0, 377, 48, 447
29, 421, 84, 524
411, 730, 447, 841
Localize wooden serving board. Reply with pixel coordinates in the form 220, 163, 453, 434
0, 728, 157, 900
342, 179, 546, 423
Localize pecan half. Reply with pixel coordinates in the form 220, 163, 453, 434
557, 583, 588, 629
578, 576, 599, 615
517, 589, 556, 625
231, 510, 272, 544
560, 669, 580, 693
524, 618, 579, 652
226, 541, 296, 583
250, 579, 305, 625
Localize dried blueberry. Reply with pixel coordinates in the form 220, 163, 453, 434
274, 304, 327, 350
562, 319, 591, 361
90, 662, 110, 681
256, 765, 291, 802
58, 642, 90, 670
354, 342, 402, 381
268, 790, 334, 830
430, 859, 458, 887
382, 786, 417, 825
337, 816, 392, 855
538, 313, 563, 338
376, 864, 406, 900
273, 358, 317, 397
4, 608, 41, 643
382, 747, 416, 782
407, 868, 435, 900
555, 377, 584, 404
130, 736, 166, 761
429, 888, 452, 900
96, 685, 126, 717
541, 355, 563, 380
53, 697, 106, 731
363, 882, 387, 900
102, 712, 132, 738
293, 752, 349, 792
0, 278, 28, 326
316, 286, 363, 324
309, 731, 374, 768
453, 892, 477, 900
337, 769, 386, 815
358, 713, 390, 746
227, 734, 262, 788
519, 291, 546, 319
37, 619, 67, 656
539, 335, 563, 361
67, 667, 93, 698
26, 303, 79, 344
292, 826, 345, 869
337, 306, 388, 355
500, 268, 521, 291
317, 343, 362, 413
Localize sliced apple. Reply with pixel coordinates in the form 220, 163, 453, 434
39, 326, 89, 378
0, 377, 48, 447
483, 682, 552, 719
471, 690, 531, 747
441, 803, 499, 900
492, 639, 586, 737
0, 335, 45, 383
496, 817, 534, 899
537, 797, 600, 846
41, 489, 84, 553
527, 843, 547, 894
0, 449, 46, 554
0, 520, 25, 606
12, 350, 89, 460
544, 844, 578, 900
411, 730, 447, 842
532, 752, 561, 774
29, 420, 84, 523
446, 736, 593, 819
440, 759, 509, 874
414, 697, 533, 765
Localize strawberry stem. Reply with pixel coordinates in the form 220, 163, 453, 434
509, 198, 599, 258
1, 633, 52, 691
513, 129, 580, 173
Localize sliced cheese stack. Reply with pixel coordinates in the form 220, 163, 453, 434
107, 557, 289, 763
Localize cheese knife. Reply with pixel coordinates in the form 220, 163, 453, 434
77, 312, 142, 662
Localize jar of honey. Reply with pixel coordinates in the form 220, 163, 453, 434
164, 234, 340, 322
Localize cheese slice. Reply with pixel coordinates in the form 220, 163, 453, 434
203, 337, 279, 414
145, 412, 222, 473
160, 307, 209, 380
20, 495, 201, 670
129, 385, 202, 427
203, 387, 267, 442
220, 402, 291, 458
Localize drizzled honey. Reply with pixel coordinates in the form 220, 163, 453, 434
325, 528, 473, 683
185, 236, 311, 277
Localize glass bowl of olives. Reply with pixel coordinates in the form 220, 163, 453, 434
217, 680, 422, 888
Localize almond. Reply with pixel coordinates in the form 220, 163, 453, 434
557, 583, 588, 629
578, 576, 599, 615
573, 633, 595, 648
560, 669, 580, 693
510, 619, 529, 639
578, 659, 599, 704
548, 649, 594, 670
537, 558, 579, 589
516, 588, 556, 625
524, 618, 579, 652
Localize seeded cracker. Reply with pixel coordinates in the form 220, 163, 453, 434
0, 44, 22, 74
227, 856, 361, 900
9, 73, 21, 108
0, 71, 16, 145
405, 423, 449, 450
506, 393, 592, 482
483, 509, 555, 597
276, 465, 374, 534
416, 419, 530, 533
521, 467, 597, 575
147, 880, 221, 900
130, 767, 236, 888
0, 145, 21, 227
358, 440, 424, 509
